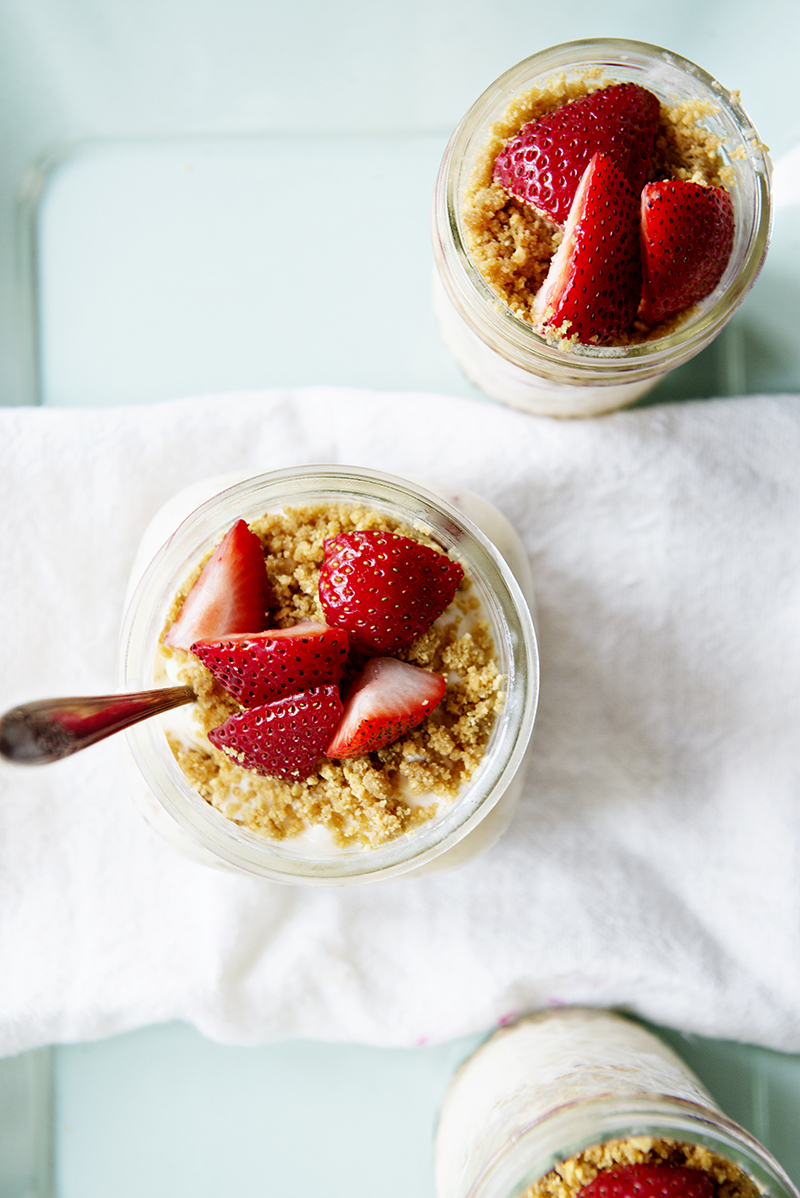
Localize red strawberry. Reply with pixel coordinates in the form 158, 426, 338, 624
190, 621, 349, 705
639, 179, 734, 324
578, 1165, 714, 1198
326, 657, 446, 757
165, 519, 272, 651
208, 685, 343, 781
318, 531, 464, 656
534, 152, 641, 344
494, 82, 660, 226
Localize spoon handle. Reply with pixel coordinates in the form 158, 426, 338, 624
0, 686, 195, 765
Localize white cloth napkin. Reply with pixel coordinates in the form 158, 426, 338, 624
2, 387, 800, 1059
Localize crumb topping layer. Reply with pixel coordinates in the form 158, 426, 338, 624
161, 503, 503, 849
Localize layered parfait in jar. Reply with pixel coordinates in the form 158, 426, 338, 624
120, 466, 538, 884
432, 39, 771, 416
435, 1008, 798, 1198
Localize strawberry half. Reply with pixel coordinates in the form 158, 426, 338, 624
494, 82, 660, 226
639, 179, 734, 324
533, 152, 641, 345
577, 1165, 714, 1198
164, 519, 272, 651
318, 531, 464, 656
208, 685, 344, 781
326, 657, 446, 757
190, 621, 349, 706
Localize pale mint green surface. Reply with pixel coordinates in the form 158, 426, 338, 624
2, 0, 800, 1194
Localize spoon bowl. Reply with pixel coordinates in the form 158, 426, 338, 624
0, 686, 195, 765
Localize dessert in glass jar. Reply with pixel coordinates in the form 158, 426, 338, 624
435, 1008, 797, 1198
120, 465, 539, 884
432, 39, 772, 417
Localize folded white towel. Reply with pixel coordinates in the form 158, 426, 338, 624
2, 387, 800, 1057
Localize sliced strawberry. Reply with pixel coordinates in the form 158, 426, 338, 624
533, 152, 641, 345
577, 1165, 714, 1198
208, 685, 344, 781
327, 657, 446, 757
639, 179, 734, 324
494, 82, 660, 226
164, 519, 272, 651
318, 531, 464, 656
190, 621, 349, 706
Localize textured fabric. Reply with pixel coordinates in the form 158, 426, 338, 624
1, 387, 800, 1057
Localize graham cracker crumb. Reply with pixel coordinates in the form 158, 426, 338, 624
463, 74, 733, 342
161, 504, 502, 849
520, 1138, 762, 1198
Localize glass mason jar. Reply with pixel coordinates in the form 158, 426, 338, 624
432, 39, 772, 418
435, 1008, 798, 1198
119, 465, 539, 885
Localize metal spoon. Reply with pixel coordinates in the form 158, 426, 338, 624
0, 686, 195, 765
